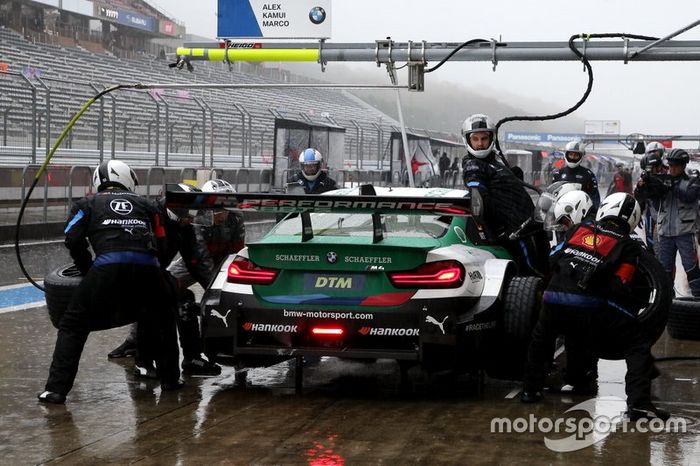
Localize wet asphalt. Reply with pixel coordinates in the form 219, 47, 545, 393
0, 298, 699, 464
1, 216, 699, 464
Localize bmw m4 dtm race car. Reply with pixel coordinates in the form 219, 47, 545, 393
165, 185, 668, 386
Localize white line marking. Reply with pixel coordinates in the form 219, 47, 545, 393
0, 239, 63, 249
505, 388, 521, 399
0, 301, 45, 314
0, 282, 44, 291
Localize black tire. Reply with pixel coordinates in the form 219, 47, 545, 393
486, 276, 543, 380
44, 263, 83, 329
667, 298, 700, 341
597, 251, 672, 359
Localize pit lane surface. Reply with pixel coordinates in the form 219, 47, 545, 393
0, 302, 698, 465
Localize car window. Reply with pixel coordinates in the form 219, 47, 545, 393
272, 213, 452, 238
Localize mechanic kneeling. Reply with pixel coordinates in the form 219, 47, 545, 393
521, 193, 669, 421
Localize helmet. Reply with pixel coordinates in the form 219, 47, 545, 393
564, 140, 586, 168
596, 192, 641, 232
298, 148, 323, 181
461, 114, 495, 159
92, 160, 138, 192
553, 190, 593, 227
202, 179, 236, 193
645, 141, 665, 157
665, 148, 689, 166
639, 154, 648, 171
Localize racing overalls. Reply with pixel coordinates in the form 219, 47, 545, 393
640, 173, 700, 296
45, 188, 180, 396
296, 171, 338, 194
463, 151, 548, 275
552, 165, 601, 209
523, 220, 656, 409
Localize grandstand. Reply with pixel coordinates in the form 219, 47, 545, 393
0, 0, 440, 176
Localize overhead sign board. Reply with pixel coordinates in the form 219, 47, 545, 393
504, 132, 583, 144
217, 0, 332, 39
584, 120, 620, 135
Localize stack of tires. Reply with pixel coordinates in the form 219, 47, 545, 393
667, 297, 700, 341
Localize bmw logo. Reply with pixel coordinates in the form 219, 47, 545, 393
326, 251, 337, 264
309, 6, 326, 25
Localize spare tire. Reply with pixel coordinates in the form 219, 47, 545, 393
667, 297, 700, 341
597, 250, 672, 359
44, 263, 83, 328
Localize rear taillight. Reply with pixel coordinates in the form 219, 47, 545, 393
227, 256, 278, 285
388, 260, 465, 289
311, 327, 344, 336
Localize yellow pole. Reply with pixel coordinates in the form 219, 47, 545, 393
176, 47, 319, 63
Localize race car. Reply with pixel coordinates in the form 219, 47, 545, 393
166, 185, 544, 384
164, 184, 668, 386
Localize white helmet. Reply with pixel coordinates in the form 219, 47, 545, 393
298, 148, 323, 181
596, 192, 641, 232
564, 140, 586, 168
553, 190, 593, 227
645, 141, 665, 157
92, 160, 138, 192
202, 179, 236, 193
461, 114, 495, 159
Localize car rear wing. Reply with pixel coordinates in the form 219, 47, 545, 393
165, 187, 472, 217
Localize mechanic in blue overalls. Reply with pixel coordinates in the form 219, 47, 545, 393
461, 114, 549, 276
522, 193, 669, 422
551, 140, 601, 213
39, 161, 182, 404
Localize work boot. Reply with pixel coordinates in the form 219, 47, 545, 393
108, 339, 137, 359
627, 405, 671, 422
134, 362, 158, 379
38, 391, 66, 404
182, 356, 221, 376
520, 390, 543, 403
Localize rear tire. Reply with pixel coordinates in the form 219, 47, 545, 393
44, 263, 83, 328
667, 298, 700, 341
486, 276, 543, 380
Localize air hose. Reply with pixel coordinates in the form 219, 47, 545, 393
15, 85, 127, 291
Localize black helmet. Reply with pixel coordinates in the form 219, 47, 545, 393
639, 155, 648, 171
646, 150, 663, 168
666, 148, 689, 166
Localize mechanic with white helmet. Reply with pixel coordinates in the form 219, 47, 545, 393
295, 148, 337, 194
522, 192, 669, 422
111, 180, 245, 375
634, 141, 667, 255
551, 140, 601, 210
461, 114, 548, 275
636, 148, 700, 296
39, 161, 182, 404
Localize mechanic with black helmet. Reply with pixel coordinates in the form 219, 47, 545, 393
522, 193, 669, 422
39, 160, 182, 404
637, 148, 700, 296
294, 148, 337, 194
634, 141, 667, 256
551, 140, 601, 211
461, 113, 548, 276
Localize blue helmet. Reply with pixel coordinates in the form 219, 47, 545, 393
298, 148, 323, 181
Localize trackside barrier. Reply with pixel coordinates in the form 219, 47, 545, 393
145, 167, 166, 199
68, 165, 92, 205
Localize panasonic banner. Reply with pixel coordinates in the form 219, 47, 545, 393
217, 0, 332, 39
